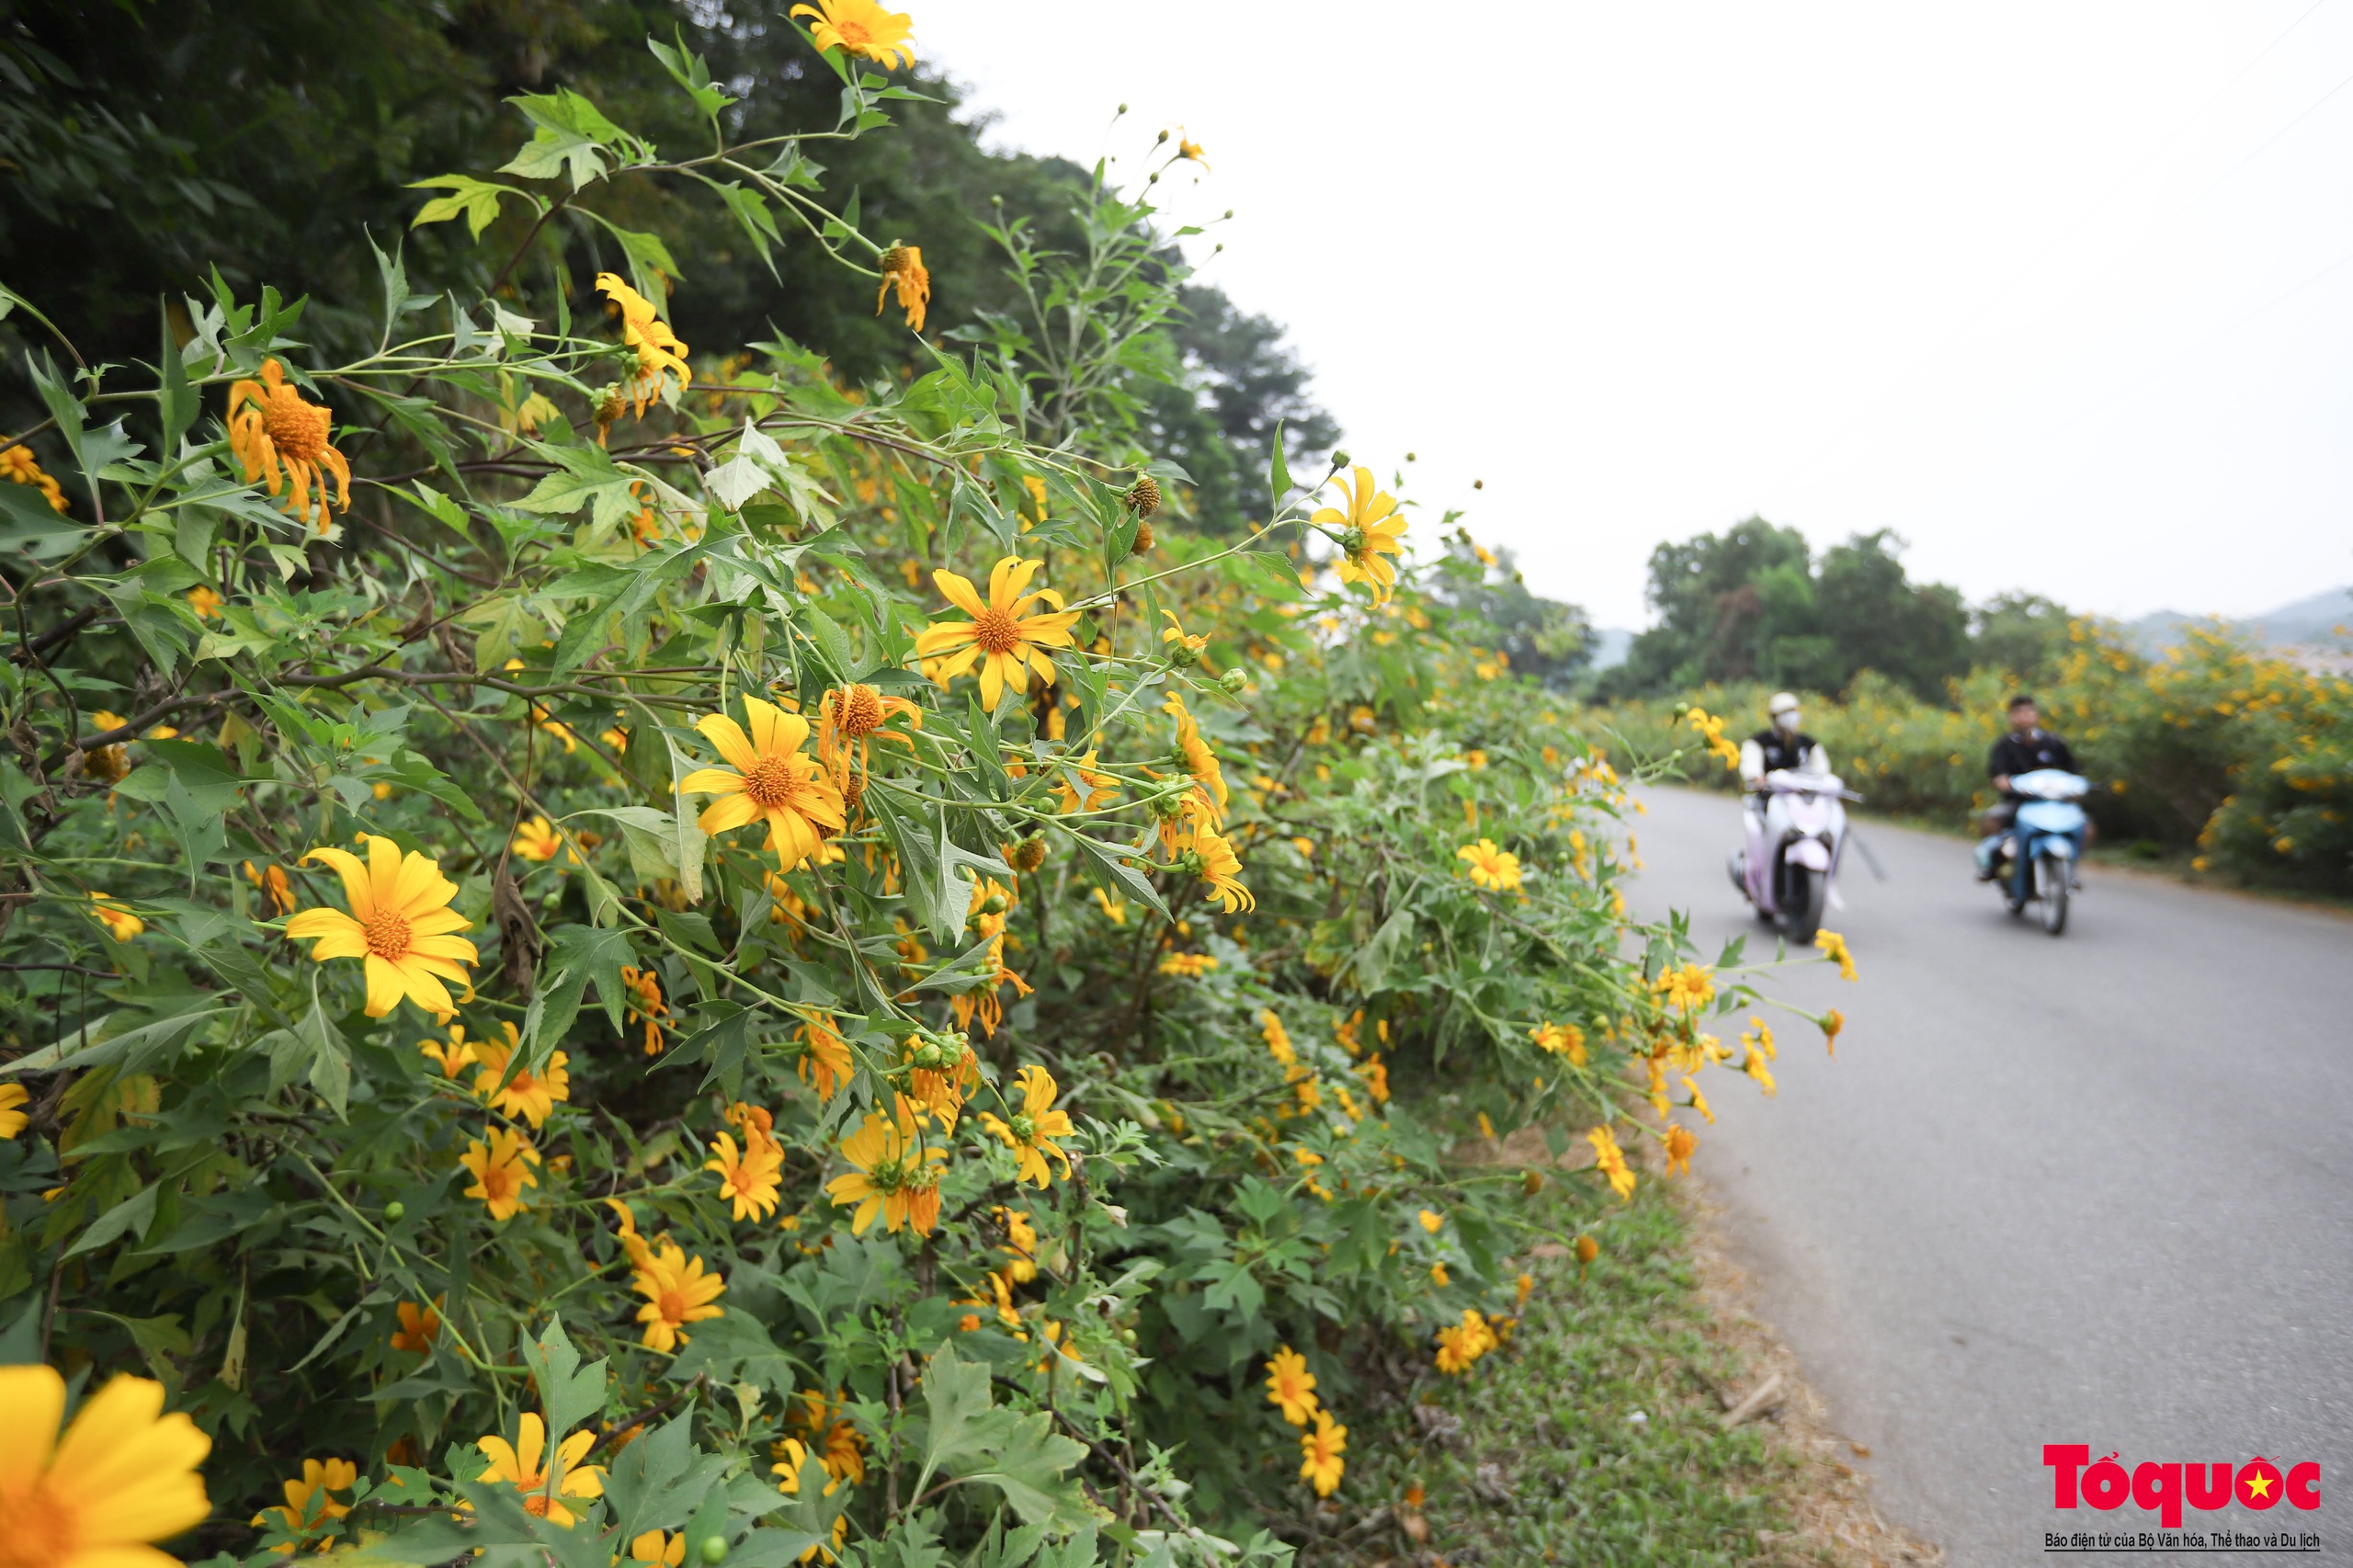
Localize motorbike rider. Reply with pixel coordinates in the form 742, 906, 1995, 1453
1973, 694, 2080, 881
1739, 692, 1828, 790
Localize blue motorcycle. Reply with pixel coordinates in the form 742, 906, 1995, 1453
1995, 768, 2089, 936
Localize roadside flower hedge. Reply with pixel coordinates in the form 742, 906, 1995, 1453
0, 14, 1824, 1565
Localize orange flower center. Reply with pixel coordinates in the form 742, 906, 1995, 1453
839, 19, 874, 47
262, 388, 330, 463
363, 909, 414, 959
657, 1287, 689, 1324
972, 606, 1022, 655
481, 1164, 520, 1204
522, 1494, 553, 1518
742, 754, 807, 810
837, 683, 883, 736
0, 1488, 77, 1568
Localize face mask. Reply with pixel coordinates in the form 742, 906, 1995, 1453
1774, 711, 1801, 733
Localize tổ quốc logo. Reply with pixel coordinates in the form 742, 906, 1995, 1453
2044, 1447, 2320, 1528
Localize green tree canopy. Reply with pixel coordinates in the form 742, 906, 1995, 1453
1602, 517, 1971, 701
0, 0, 1332, 531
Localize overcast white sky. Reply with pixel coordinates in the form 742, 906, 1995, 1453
913, 0, 2353, 629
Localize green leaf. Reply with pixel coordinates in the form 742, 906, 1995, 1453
408, 175, 528, 239
797, 604, 865, 683
914, 1343, 1091, 1529
158, 307, 196, 452
502, 89, 628, 189
540, 924, 637, 1040
1066, 831, 1170, 923
1267, 416, 1291, 508
301, 992, 352, 1117
63, 1181, 160, 1260
522, 1314, 608, 1442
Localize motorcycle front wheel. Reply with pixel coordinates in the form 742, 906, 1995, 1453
1781, 865, 1825, 946
2039, 856, 2069, 937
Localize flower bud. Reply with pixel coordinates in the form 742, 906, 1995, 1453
1156, 129, 1170, 142
978, 893, 1008, 917
1473, 479, 1483, 490
1331, 449, 1350, 468
1118, 103, 1130, 115
384, 1201, 406, 1221
1167, 641, 1200, 668
1219, 668, 1249, 695
1125, 475, 1162, 517
1012, 835, 1048, 873
699, 1538, 727, 1565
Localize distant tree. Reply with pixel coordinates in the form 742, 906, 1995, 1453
1598, 519, 1969, 701
1972, 592, 2074, 681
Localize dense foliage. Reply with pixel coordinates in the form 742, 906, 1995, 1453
0, 0, 1335, 533
1600, 626, 2353, 894
0, 20, 1816, 1568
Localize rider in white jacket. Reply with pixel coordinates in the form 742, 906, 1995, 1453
1740, 692, 1829, 790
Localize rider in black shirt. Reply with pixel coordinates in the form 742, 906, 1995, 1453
1976, 694, 2079, 880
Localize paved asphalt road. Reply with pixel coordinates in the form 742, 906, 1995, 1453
1624, 786, 2353, 1566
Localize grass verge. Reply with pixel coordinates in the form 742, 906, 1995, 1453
1307, 1165, 1939, 1566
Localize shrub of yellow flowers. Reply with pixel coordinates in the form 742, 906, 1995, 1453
0, 17, 1811, 1565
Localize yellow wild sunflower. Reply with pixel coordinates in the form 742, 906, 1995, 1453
459, 1126, 540, 1221
680, 697, 847, 870
876, 243, 930, 333
1263, 1346, 1319, 1426
1178, 822, 1254, 913
792, 0, 916, 68
391, 1299, 440, 1355
1053, 748, 1119, 814
0, 1082, 28, 1140
1162, 691, 1230, 821
1456, 838, 1520, 890
2, 442, 68, 512
0, 1367, 211, 1568
88, 892, 143, 943
596, 273, 690, 415
978, 1065, 1075, 1188
824, 1095, 947, 1235
815, 681, 921, 790
631, 1241, 727, 1352
285, 836, 477, 1017
705, 1131, 785, 1221
1586, 1123, 1635, 1201
915, 556, 1082, 710
1665, 1122, 1698, 1176
1298, 1409, 1347, 1497
510, 816, 564, 863
252, 1457, 356, 1551
1314, 466, 1406, 605
796, 1013, 852, 1101
474, 1413, 604, 1527
226, 360, 351, 534
470, 1025, 569, 1128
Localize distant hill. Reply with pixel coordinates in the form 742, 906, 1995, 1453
2121, 585, 2351, 657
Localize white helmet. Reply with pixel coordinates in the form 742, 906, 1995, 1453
1768, 692, 1801, 718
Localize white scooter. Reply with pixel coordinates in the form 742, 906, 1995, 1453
1727, 769, 1859, 945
